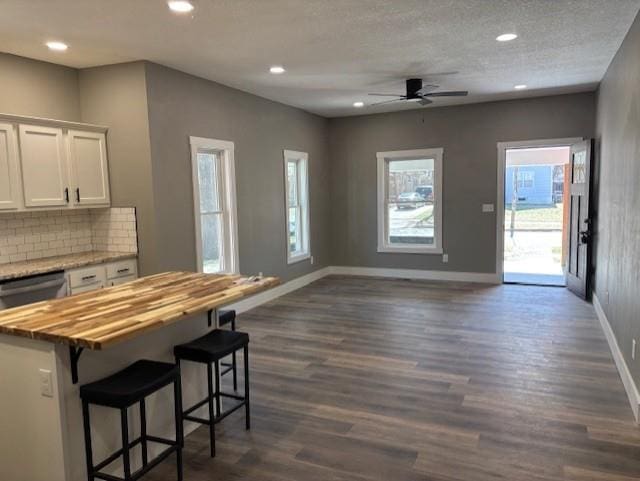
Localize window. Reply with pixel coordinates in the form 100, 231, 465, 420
283, 150, 310, 263
377, 148, 443, 254
190, 137, 239, 274
517, 170, 535, 189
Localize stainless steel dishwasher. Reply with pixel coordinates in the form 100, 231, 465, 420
0, 271, 67, 310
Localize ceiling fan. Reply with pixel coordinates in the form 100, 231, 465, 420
368, 78, 468, 106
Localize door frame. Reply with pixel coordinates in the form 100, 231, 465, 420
496, 137, 582, 281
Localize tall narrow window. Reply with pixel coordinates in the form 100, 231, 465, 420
190, 137, 238, 273
283, 150, 310, 263
377, 148, 443, 254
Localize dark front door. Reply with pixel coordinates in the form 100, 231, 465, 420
566, 139, 593, 299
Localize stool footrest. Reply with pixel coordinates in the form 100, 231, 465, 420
92, 436, 178, 481
182, 390, 246, 425
94, 444, 178, 481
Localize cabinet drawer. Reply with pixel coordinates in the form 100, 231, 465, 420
70, 281, 105, 295
68, 266, 106, 289
106, 259, 137, 280
109, 274, 137, 287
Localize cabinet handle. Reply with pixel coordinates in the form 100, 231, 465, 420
81, 275, 96, 281
76, 188, 80, 203
64, 188, 69, 203
117, 268, 130, 274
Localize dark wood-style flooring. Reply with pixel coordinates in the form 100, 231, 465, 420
148, 275, 640, 481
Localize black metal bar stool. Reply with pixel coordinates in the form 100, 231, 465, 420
218, 309, 237, 390
80, 360, 183, 481
174, 329, 250, 457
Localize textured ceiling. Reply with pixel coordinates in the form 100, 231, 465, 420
1, 0, 639, 117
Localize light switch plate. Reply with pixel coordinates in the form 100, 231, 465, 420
442, 253, 449, 263
39, 369, 53, 397
482, 204, 495, 213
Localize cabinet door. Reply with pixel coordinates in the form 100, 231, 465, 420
67, 130, 110, 206
0, 123, 21, 210
109, 274, 137, 287
18, 124, 69, 207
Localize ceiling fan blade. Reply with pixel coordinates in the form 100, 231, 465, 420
370, 98, 404, 107
419, 98, 433, 106
424, 91, 469, 97
416, 84, 439, 96
368, 93, 405, 97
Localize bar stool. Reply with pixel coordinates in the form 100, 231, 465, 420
80, 360, 183, 481
218, 309, 237, 390
174, 329, 250, 457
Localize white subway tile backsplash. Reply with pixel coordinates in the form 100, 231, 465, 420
0, 207, 138, 265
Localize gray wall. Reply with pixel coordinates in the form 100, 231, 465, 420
329, 93, 595, 273
78, 62, 158, 275
144, 62, 331, 281
594, 12, 640, 384
0, 53, 80, 121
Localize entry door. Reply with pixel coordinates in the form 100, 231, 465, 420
566, 139, 593, 299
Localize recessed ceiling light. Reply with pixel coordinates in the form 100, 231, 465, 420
353, 101, 364, 108
496, 33, 518, 42
514, 84, 527, 90
269, 66, 285, 74
46, 41, 68, 51
168, 1, 194, 13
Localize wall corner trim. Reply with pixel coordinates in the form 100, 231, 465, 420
593, 293, 640, 423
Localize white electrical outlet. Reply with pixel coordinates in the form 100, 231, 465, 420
633, 339, 637, 361
310, 256, 314, 265
442, 253, 449, 263
39, 369, 53, 397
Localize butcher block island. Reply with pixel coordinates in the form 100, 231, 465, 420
0, 271, 279, 481
0, 271, 279, 350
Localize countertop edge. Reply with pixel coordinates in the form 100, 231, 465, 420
0, 252, 138, 282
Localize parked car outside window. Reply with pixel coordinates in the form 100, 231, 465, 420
396, 192, 425, 210
415, 185, 434, 201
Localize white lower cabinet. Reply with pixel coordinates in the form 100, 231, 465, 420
67, 258, 137, 295
71, 281, 106, 294
109, 274, 136, 287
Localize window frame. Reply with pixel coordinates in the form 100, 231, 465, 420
376, 148, 443, 254
283, 150, 311, 264
190, 136, 239, 274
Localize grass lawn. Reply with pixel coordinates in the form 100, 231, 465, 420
504, 203, 563, 230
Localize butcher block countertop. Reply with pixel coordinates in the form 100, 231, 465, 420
0, 251, 137, 282
0, 271, 279, 349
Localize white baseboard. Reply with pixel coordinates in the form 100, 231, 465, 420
330, 265, 501, 284
593, 293, 640, 422
226, 266, 332, 313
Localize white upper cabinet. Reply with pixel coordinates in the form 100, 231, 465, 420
18, 124, 70, 208
0, 113, 111, 212
67, 130, 110, 206
0, 123, 22, 210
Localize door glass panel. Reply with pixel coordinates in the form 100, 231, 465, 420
197, 152, 220, 213
287, 160, 298, 206
572, 151, 586, 184
387, 158, 435, 245
201, 213, 223, 273
289, 206, 299, 252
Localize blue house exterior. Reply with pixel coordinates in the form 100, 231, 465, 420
505, 165, 554, 205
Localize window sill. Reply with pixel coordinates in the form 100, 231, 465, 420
377, 246, 443, 255
287, 253, 311, 265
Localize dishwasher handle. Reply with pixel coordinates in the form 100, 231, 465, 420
0, 278, 66, 298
